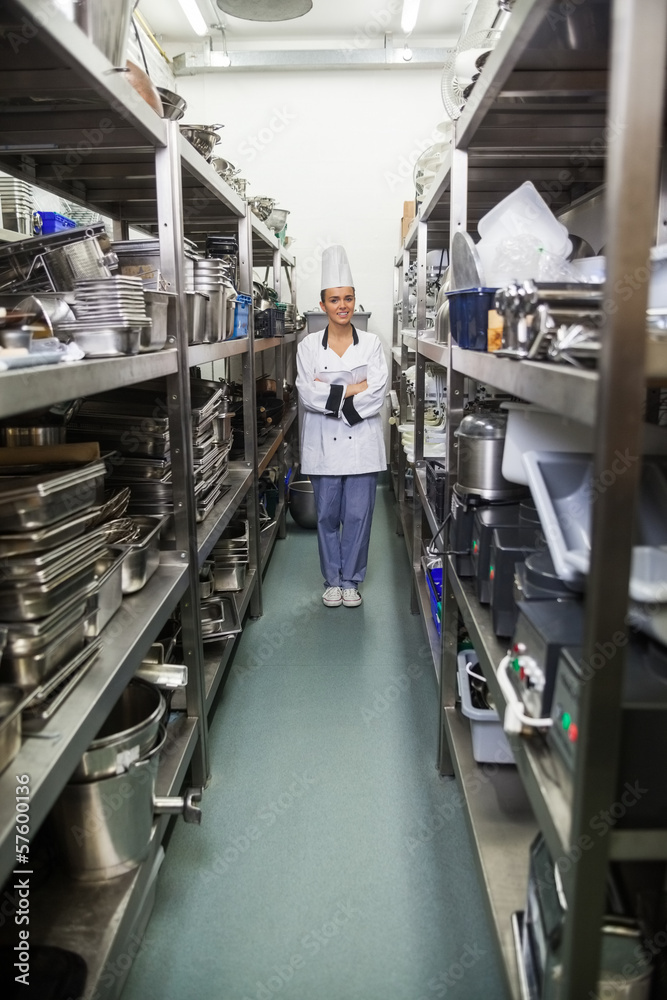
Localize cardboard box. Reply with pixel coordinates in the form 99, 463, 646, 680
401, 200, 417, 242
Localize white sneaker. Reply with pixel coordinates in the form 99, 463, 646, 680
342, 588, 362, 607
322, 586, 343, 607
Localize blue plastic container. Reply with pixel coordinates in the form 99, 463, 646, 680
426, 566, 443, 635
231, 293, 252, 340
34, 212, 76, 235
446, 287, 498, 350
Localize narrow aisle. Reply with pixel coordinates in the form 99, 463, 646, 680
121, 485, 509, 1000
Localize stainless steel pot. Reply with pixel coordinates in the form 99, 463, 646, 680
288, 480, 317, 529
454, 412, 526, 500
52, 726, 202, 881
71, 677, 165, 782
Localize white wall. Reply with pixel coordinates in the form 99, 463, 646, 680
176, 69, 445, 351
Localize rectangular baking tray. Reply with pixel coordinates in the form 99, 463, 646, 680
110, 514, 166, 594
0, 610, 93, 690
1, 529, 108, 582
0, 562, 99, 622
1, 585, 95, 656
200, 595, 241, 641
85, 552, 126, 637
21, 639, 102, 732
0, 460, 106, 531
0, 507, 99, 557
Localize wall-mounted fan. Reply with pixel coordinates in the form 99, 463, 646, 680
441, 29, 502, 122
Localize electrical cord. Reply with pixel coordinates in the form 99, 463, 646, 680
497, 654, 553, 733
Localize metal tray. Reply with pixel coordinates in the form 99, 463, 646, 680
21, 639, 101, 733
66, 327, 142, 357
1, 529, 108, 582
0, 460, 106, 531
72, 406, 170, 434
0, 562, 98, 622
85, 552, 126, 637
0, 508, 99, 557
1, 611, 92, 690
200, 595, 241, 641
2, 586, 95, 656
110, 515, 167, 594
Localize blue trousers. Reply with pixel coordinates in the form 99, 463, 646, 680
309, 473, 378, 589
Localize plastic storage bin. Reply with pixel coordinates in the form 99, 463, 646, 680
255, 303, 287, 339
457, 649, 515, 765
230, 292, 252, 340
426, 565, 442, 635
446, 287, 498, 350
34, 211, 76, 234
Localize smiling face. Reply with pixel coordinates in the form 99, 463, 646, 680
320, 286, 355, 328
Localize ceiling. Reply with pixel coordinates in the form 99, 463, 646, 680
137, 0, 466, 46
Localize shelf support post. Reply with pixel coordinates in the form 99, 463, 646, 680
238, 206, 263, 617
156, 119, 209, 786
560, 1, 667, 995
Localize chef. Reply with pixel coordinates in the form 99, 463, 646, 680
296, 244, 388, 608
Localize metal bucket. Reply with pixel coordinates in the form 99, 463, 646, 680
70, 678, 165, 782
52, 726, 202, 880
74, 0, 135, 68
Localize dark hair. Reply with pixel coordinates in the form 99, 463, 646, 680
320, 287, 355, 303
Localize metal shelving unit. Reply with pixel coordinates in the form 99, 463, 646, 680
0, 4, 295, 997
395, 1, 667, 997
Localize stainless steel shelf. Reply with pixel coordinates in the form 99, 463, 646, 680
444, 705, 536, 1000
0, 559, 188, 886
447, 560, 571, 863
188, 339, 250, 366
258, 428, 284, 476
255, 337, 283, 353
451, 346, 598, 427
0, 350, 179, 420
260, 500, 285, 572
237, 567, 258, 621
155, 714, 201, 800
284, 333, 296, 344
196, 465, 254, 567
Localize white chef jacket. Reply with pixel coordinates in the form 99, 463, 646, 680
296, 326, 388, 476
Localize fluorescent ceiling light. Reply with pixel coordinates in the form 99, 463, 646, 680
177, 0, 209, 36
401, 0, 421, 35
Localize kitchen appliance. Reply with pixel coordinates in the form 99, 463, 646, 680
519, 834, 652, 999
489, 526, 540, 637
472, 503, 521, 602
455, 411, 527, 501
507, 600, 585, 719
549, 641, 667, 826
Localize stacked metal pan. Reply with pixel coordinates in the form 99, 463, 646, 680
0, 222, 115, 294
0, 175, 34, 235
193, 257, 229, 341
58, 276, 153, 357
212, 518, 249, 592
0, 457, 110, 753
111, 237, 200, 292
68, 378, 233, 522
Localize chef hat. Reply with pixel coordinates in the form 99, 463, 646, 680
320, 244, 354, 291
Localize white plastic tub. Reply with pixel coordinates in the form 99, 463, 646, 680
457, 650, 514, 765
477, 181, 572, 258
501, 402, 594, 486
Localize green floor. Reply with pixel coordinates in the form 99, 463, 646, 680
120, 485, 509, 1000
